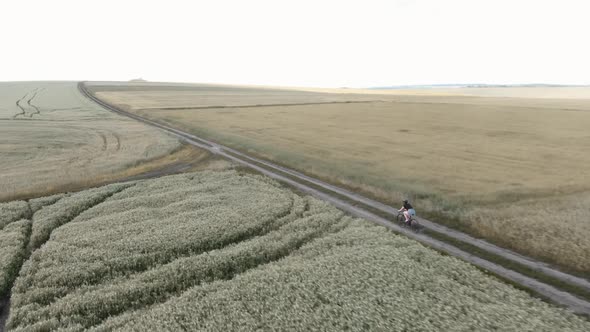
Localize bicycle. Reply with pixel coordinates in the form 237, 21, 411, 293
396, 211, 422, 232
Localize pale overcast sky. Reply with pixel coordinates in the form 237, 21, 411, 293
1, 0, 589, 87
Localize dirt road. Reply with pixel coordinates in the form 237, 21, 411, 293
79, 82, 590, 315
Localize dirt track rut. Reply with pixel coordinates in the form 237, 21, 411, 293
78, 81, 590, 315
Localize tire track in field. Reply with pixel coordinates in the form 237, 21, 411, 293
90, 215, 347, 331
11, 88, 44, 119
12, 91, 31, 119
0, 294, 9, 332
0, 201, 33, 332
45, 202, 343, 331
2, 186, 134, 332
78, 82, 590, 315
25, 88, 44, 118
65, 128, 115, 169
99, 132, 107, 151
9, 87, 85, 121
9, 193, 325, 330
12, 187, 299, 309
112, 132, 121, 151
27, 184, 136, 253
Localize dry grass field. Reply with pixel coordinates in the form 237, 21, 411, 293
380, 86, 590, 100
91, 83, 590, 274
88, 81, 390, 110
0, 82, 217, 202
3, 171, 589, 331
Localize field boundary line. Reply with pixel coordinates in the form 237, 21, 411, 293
140, 100, 384, 111
78, 81, 590, 315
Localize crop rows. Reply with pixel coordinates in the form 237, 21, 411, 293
28, 194, 65, 214
93, 222, 590, 332
0, 196, 65, 298
28, 183, 133, 251
0, 201, 30, 231
4, 171, 590, 331
7, 171, 302, 330
0, 219, 31, 297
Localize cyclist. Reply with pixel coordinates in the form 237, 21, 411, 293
398, 199, 416, 225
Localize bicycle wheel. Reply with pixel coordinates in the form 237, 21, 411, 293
410, 218, 421, 232
396, 213, 406, 223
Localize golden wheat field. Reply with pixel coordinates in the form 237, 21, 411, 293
91, 83, 590, 274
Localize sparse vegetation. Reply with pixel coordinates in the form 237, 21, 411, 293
5, 171, 590, 331
90, 82, 590, 274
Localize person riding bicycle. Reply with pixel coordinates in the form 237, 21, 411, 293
398, 199, 416, 225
